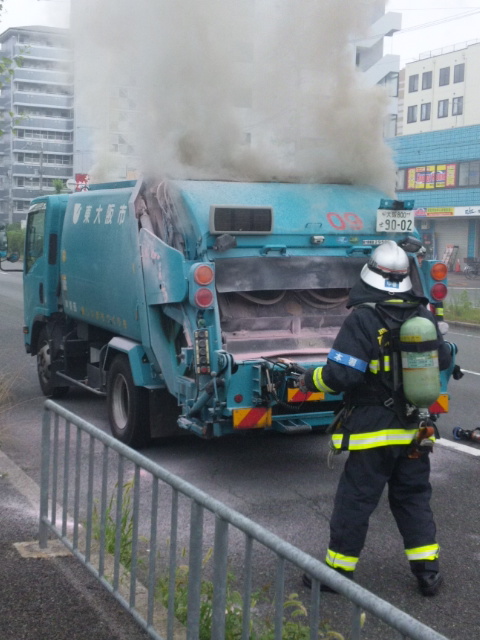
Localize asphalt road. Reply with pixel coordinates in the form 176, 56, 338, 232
1, 267, 480, 639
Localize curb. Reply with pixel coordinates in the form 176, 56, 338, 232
447, 320, 480, 333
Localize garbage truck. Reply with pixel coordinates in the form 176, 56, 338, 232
21, 178, 455, 446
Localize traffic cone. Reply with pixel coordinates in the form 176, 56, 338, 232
455, 258, 461, 273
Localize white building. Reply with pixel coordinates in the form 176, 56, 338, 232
397, 41, 480, 136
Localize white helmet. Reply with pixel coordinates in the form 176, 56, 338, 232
360, 240, 412, 293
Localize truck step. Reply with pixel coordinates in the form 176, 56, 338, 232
272, 418, 313, 434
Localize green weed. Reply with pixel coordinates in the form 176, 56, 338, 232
92, 478, 135, 569
157, 551, 347, 639
94, 484, 349, 639
445, 289, 480, 324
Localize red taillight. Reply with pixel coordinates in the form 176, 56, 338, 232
194, 265, 214, 286
431, 282, 448, 301
431, 262, 448, 281
194, 288, 214, 308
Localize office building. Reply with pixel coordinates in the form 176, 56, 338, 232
0, 25, 73, 224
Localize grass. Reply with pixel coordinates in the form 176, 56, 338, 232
91, 478, 136, 570
445, 289, 480, 324
0, 374, 13, 429
92, 481, 350, 639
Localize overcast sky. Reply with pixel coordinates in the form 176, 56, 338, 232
2, 0, 480, 69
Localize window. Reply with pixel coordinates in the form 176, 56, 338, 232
25, 205, 46, 273
407, 105, 417, 123
452, 96, 463, 116
420, 103, 431, 121
422, 71, 432, 90
408, 74, 419, 92
454, 63, 465, 83
439, 67, 450, 86
396, 169, 405, 190
438, 99, 449, 118
458, 161, 480, 186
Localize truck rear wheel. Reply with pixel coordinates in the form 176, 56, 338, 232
107, 354, 150, 448
37, 328, 69, 398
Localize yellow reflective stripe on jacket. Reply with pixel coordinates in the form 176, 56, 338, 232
369, 359, 379, 374
312, 366, 336, 393
325, 549, 358, 572
405, 544, 440, 561
368, 355, 390, 374
331, 429, 419, 450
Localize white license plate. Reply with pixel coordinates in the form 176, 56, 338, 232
376, 209, 415, 233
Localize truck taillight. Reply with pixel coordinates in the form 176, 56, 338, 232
429, 262, 448, 301
430, 262, 448, 281
194, 288, 214, 308
194, 265, 214, 285
431, 283, 448, 301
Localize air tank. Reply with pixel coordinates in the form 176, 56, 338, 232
400, 316, 440, 409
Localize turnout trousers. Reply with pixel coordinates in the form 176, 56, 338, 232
327, 445, 439, 573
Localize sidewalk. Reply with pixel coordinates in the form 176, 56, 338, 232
0, 450, 150, 640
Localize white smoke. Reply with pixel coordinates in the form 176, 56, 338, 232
71, 0, 396, 194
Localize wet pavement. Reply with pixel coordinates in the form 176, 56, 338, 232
0, 450, 150, 640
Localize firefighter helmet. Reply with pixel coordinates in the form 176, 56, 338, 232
361, 240, 412, 293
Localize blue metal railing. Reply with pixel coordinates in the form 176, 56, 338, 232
39, 400, 449, 640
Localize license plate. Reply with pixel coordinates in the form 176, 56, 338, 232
376, 209, 415, 233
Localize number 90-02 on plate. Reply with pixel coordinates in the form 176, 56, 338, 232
376, 209, 415, 233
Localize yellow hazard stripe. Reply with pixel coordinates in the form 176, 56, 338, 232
287, 388, 324, 402
233, 408, 272, 429
429, 393, 448, 413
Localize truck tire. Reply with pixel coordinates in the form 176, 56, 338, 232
107, 354, 150, 448
36, 328, 69, 398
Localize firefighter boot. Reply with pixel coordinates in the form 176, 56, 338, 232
410, 560, 443, 597
302, 567, 354, 594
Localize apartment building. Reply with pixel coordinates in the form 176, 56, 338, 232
391, 42, 480, 265
0, 26, 74, 224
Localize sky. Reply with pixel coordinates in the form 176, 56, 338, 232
2, 0, 480, 68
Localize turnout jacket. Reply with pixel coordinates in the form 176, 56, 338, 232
303, 280, 452, 451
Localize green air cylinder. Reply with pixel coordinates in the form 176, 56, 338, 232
400, 316, 440, 409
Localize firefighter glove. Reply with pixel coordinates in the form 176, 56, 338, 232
296, 374, 309, 394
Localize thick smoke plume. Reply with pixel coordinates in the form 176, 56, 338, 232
72, 0, 396, 194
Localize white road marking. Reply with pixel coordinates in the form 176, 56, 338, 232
437, 438, 480, 457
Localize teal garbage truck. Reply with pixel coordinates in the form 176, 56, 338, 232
21, 179, 454, 446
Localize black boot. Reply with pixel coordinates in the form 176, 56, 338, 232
416, 571, 443, 596
302, 567, 354, 594
410, 560, 443, 597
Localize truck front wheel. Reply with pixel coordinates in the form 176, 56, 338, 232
37, 328, 69, 398
107, 354, 149, 448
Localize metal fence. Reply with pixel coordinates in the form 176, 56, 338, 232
39, 400, 450, 640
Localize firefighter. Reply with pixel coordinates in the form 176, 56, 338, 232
299, 241, 453, 596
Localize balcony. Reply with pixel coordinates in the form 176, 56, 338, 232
12, 116, 73, 131
13, 68, 72, 85
13, 140, 73, 154
13, 92, 73, 109
15, 44, 72, 62
12, 164, 73, 179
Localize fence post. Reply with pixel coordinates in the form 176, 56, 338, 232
39, 406, 52, 548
